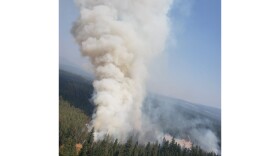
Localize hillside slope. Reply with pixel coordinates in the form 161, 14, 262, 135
59, 69, 94, 115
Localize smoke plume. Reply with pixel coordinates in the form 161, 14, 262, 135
72, 0, 172, 142
71, 0, 220, 154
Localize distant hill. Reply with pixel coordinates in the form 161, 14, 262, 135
59, 69, 94, 116
146, 93, 221, 123
59, 63, 93, 80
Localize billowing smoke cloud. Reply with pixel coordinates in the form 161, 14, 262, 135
71, 0, 220, 154
72, 0, 172, 142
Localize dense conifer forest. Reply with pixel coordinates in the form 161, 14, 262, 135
59, 98, 218, 156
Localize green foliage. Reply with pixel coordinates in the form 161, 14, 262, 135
59, 138, 76, 156
124, 137, 133, 156
59, 97, 89, 145
59, 97, 90, 155
76, 135, 219, 156
79, 129, 94, 156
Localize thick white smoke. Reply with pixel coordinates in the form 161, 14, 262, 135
72, 0, 172, 142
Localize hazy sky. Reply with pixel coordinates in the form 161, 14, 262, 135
59, 0, 221, 108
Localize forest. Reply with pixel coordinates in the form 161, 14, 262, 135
59, 69, 220, 156
60, 98, 218, 156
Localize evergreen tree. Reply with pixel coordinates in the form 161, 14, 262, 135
161, 138, 170, 156
157, 144, 161, 156
124, 137, 133, 156
79, 129, 94, 156
112, 139, 119, 155
60, 138, 76, 156
151, 142, 158, 156
170, 137, 176, 156
182, 148, 187, 156
131, 141, 139, 156
145, 142, 151, 156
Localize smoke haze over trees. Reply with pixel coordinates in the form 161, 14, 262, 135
59, 69, 221, 155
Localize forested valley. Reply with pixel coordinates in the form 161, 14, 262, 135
59, 69, 220, 156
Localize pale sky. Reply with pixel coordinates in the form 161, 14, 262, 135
59, 0, 221, 108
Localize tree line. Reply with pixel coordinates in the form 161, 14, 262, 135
77, 130, 218, 156
59, 97, 219, 156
